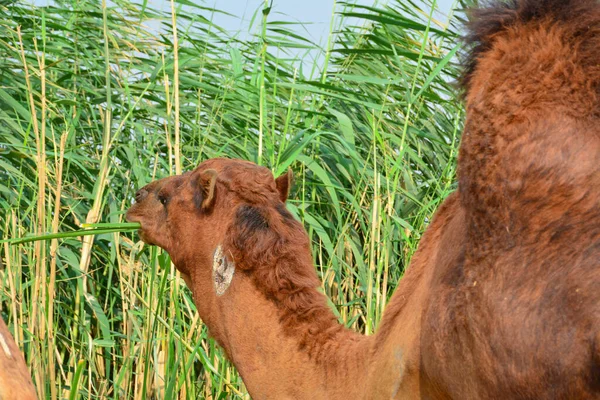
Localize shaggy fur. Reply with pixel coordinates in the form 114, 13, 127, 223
461, 0, 600, 100
224, 189, 354, 357
126, 1, 599, 398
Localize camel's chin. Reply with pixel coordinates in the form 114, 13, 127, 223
137, 230, 154, 246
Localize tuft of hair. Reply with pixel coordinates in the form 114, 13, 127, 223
460, 0, 600, 94
224, 202, 351, 358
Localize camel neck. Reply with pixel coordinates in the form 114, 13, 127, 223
207, 272, 373, 399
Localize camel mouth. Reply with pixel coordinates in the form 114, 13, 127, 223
124, 211, 151, 244
125, 208, 141, 225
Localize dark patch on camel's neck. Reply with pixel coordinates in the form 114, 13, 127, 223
236, 204, 269, 231
226, 203, 360, 360
231, 204, 270, 255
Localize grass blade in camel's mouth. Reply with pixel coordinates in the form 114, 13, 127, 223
0, 222, 142, 245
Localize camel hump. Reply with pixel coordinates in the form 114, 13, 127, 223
460, 0, 600, 98
455, 0, 600, 242
0, 317, 37, 399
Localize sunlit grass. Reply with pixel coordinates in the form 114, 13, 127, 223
0, 0, 464, 398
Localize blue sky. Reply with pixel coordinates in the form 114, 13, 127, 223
156, 0, 458, 46
32, 0, 458, 46
32, 0, 458, 73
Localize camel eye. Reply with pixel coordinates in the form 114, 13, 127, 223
158, 193, 168, 206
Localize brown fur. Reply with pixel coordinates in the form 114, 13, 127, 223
126, 1, 600, 398
0, 317, 37, 399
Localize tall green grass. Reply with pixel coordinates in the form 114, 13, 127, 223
0, 0, 464, 398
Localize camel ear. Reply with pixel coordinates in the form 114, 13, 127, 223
196, 169, 218, 210
275, 168, 293, 203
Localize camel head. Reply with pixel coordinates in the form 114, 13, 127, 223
125, 158, 294, 293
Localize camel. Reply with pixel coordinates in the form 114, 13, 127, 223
0, 317, 37, 399
126, 0, 600, 398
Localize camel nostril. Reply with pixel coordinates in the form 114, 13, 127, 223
135, 189, 148, 203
